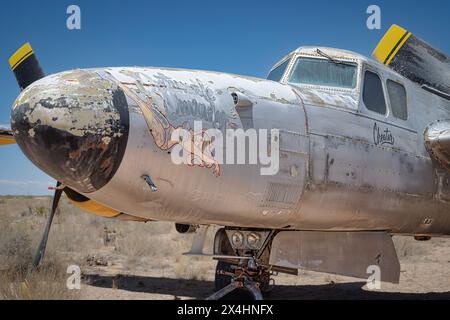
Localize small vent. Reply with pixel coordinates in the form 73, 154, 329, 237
262, 182, 302, 207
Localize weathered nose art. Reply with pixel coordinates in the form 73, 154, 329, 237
103, 69, 226, 177
11, 70, 129, 193
119, 82, 222, 177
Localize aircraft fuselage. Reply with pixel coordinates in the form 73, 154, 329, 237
11, 47, 450, 236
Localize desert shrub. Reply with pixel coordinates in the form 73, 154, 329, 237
34, 207, 46, 216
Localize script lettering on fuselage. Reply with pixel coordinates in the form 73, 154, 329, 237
373, 122, 394, 146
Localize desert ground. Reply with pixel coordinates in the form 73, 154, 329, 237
0, 195, 449, 300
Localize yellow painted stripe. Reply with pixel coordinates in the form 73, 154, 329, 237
69, 198, 121, 218
0, 136, 15, 145
385, 32, 411, 65
373, 24, 408, 64
9, 43, 34, 70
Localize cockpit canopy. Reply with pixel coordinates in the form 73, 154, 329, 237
267, 47, 362, 90
267, 47, 411, 123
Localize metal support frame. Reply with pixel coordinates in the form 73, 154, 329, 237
206, 274, 263, 300
204, 228, 278, 300
205, 256, 273, 300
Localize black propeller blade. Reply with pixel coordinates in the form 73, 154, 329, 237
9, 43, 45, 91
31, 182, 63, 270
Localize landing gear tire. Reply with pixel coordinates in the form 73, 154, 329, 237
214, 260, 270, 300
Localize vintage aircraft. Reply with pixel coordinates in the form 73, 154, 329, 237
2, 24, 449, 299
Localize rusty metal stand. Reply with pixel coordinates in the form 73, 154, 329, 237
206, 275, 263, 300
206, 259, 267, 300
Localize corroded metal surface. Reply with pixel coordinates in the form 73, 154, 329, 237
9, 46, 450, 236
87, 66, 308, 229
11, 70, 129, 192
389, 33, 450, 97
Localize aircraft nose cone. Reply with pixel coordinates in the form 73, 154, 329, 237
11, 70, 129, 193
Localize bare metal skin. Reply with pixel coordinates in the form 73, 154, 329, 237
11, 47, 450, 237
8, 37, 450, 294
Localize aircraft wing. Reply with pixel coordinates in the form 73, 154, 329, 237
374, 25, 450, 169
0, 125, 15, 145
373, 24, 450, 99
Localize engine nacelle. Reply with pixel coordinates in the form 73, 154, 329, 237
63, 187, 150, 222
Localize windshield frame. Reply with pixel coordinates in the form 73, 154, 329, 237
266, 55, 293, 83
285, 54, 361, 91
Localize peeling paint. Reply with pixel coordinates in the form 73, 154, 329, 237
11, 69, 129, 193
14, 70, 121, 138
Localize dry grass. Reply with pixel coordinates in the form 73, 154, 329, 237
0, 196, 216, 299
0, 261, 80, 300
173, 256, 212, 281
0, 196, 114, 299
0, 205, 79, 300
114, 222, 172, 257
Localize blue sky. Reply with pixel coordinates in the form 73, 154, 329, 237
0, 0, 449, 195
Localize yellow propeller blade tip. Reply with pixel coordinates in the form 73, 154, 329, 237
373, 24, 411, 65
9, 43, 34, 70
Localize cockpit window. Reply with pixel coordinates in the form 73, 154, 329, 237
267, 59, 290, 82
363, 71, 387, 115
288, 57, 358, 89
387, 80, 408, 120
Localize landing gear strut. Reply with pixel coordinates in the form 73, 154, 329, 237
207, 259, 273, 300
